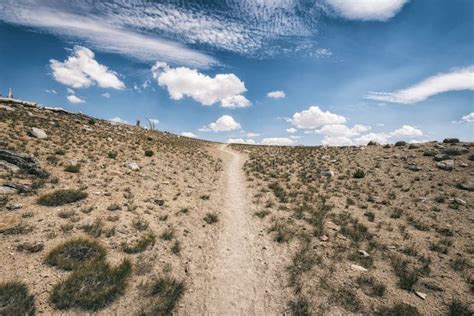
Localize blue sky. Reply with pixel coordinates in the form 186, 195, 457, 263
0, 0, 472, 145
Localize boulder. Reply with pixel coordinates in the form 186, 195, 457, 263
434, 154, 450, 161
443, 146, 469, 156
436, 160, 454, 171
408, 143, 420, 149
0, 150, 49, 178
0, 186, 16, 195
0, 161, 20, 173
29, 127, 47, 139
423, 149, 437, 157
443, 138, 460, 144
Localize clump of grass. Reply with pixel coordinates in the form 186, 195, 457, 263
340, 220, 373, 243
46, 238, 106, 270
447, 300, 472, 316
331, 287, 362, 313
203, 213, 218, 224
16, 242, 44, 253
356, 275, 385, 297
0, 281, 36, 315
376, 303, 420, 316
353, 169, 365, 179
390, 208, 403, 219
0, 223, 33, 235
64, 164, 81, 173
254, 210, 270, 218
270, 221, 293, 243
289, 297, 310, 316
58, 210, 77, 219
107, 151, 117, 159
144, 149, 154, 157
37, 190, 87, 206
140, 277, 185, 316
132, 217, 149, 231
160, 228, 175, 240
269, 182, 287, 203
81, 218, 103, 238
122, 233, 156, 254
50, 259, 132, 311
171, 240, 181, 255
391, 256, 419, 291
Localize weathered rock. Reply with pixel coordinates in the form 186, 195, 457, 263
423, 149, 437, 157
0, 161, 21, 173
367, 141, 379, 146
469, 154, 474, 161
320, 170, 335, 177
443, 138, 460, 144
395, 141, 407, 147
350, 264, 368, 272
29, 127, 47, 139
0, 186, 16, 195
415, 291, 427, 300
0, 150, 49, 178
408, 164, 421, 171
443, 146, 468, 156
436, 160, 454, 171
127, 162, 140, 171
358, 250, 370, 258
0, 104, 14, 111
434, 154, 450, 161
457, 182, 474, 191
454, 198, 467, 206
408, 143, 420, 149
319, 235, 329, 241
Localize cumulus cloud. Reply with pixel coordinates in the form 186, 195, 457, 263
109, 117, 128, 124
226, 138, 256, 144
50, 46, 125, 89
326, 0, 408, 21
462, 112, 474, 123
181, 132, 197, 138
245, 132, 260, 138
67, 95, 85, 104
365, 66, 474, 104
201, 115, 241, 132
286, 128, 298, 133
267, 90, 286, 99
261, 137, 296, 146
390, 125, 423, 137
289, 106, 346, 129
152, 62, 250, 108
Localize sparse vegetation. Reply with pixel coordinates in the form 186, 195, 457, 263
203, 212, 218, 224
46, 238, 106, 270
0, 281, 36, 316
37, 189, 87, 206
140, 277, 185, 316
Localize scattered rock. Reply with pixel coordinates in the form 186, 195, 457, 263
16, 242, 44, 253
469, 154, 474, 161
358, 250, 370, 258
0, 186, 16, 195
454, 198, 467, 206
423, 149, 437, 157
395, 141, 407, 147
407, 164, 421, 171
29, 127, 48, 139
367, 141, 379, 146
350, 264, 368, 272
408, 143, 420, 149
319, 235, 329, 242
436, 160, 454, 171
320, 170, 335, 177
127, 162, 140, 171
0, 161, 21, 173
434, 154, 450, 161
457, 182, 474, 191
0, 104, 14, 111
443, 146, 468, 156
0, 150, 49, 178
415, 291, 427, 300
443, 138, 460, 144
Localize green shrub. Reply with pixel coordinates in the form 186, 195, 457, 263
376, 303, 420, 316
46, 238, 106, 270
447, 300, 472, 316
51, 260, 132, 311
203, 213, 218, 224
37, 190, 87, 206
0, 281, 36, 315
64, 164, 81, 173
107, 151, 117, 159
353, 169, 365, 179
140, 277, 185, 316
144, 150, 154, 157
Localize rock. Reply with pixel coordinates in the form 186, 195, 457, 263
127, 162, 140, 171
0, 150, 49, 178
434, 154, 450, 161
457, 182, 474, 192
415, 291, 427, 300
436, 160, 454, 171
319, 235, 329, 242
0, 104, 14, 111
29, 127, 47, 139
423, 149, 437, 157
0, 186, 16, 195
0, 161, 20, 173
408, 143, 420, 149
459, 162, 468, 168
367, 141, 379, 146
358, 250, 370, 258
443, 138, 460, 144
469, 154, 474, 161
395, 141, 407, 147
408, 164, 421, 171
443, 147, 468, 156
454, 198, 467, 206
320, 170, 335, 177
350, 264, 368, 272
0, 214, 22, 233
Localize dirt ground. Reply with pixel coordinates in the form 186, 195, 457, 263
1, 100, 473, 315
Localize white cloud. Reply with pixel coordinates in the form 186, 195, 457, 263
181, 132, 197, 138
201, 115, 241, 132
290, 135, 301, 140
261, 137, 296, 146
50, 46, 125, 90
148, 118, 160, 125
366, 66, 474, 104
326, 0, 408, 21
45, 89, 57, 94
321, 136, 353, 146
286, 128, 298, 134
226, 138, 256, 144
317, 124, 372, 145
152, 62, 250, 108
67, 94, 85, 104
390, 125, 423, 137
246, 132, 260, 138
353, 132, 390, 145
267, 90, 286, 99
461, 112, 474, 123
102, 92, 111, 98
109, 117, 128, 124
289, 106, 346, 129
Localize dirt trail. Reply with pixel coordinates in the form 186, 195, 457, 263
203, 145, 285, 315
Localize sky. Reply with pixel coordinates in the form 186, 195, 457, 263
0, 0, 473, 146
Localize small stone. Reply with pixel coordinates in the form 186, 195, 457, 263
0, 161, 20, 173
127, 162, 140, 171
434, 154, 450, 161
457, 182, 474, 192
319, 235, 329, 242
320, 170, 335, 177
29, 127, 47, 139
436, 160, 454, 171
358, 250, 370, 258
0, 186, 16, 195
454, 198, 466, 206
423, 149, 437, 156
350, 264, 368, 272
408, 164, 421, 171
415, 291, 427, 300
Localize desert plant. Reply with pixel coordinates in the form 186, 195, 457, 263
122, 233, 156, 254
46, 238, 106, 270
353, 169, 365, 179
376, 303, 420, 316
64, 164, 80, 173
37, 190, 87, 206
144, 149, 154, 157
140, 277, 185, 316
203, 213, 218, 224
0, 281, 36, 315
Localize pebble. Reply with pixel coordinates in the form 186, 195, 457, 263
350, 264, 368, 272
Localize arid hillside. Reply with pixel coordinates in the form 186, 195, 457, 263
230, 141, 473, 315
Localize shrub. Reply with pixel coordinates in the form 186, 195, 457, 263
122, 233, 156, 254
16, 242, 44, 253
0, 281, 35, 316
50, 260, 132, 311
447, 300, 472, 316
376, 303, 420, 316
81, 219, 104, 238
391, 256, 418, 291
356, 275, 385, 297
37, 190, 87, 206
64, 164, 80, 173
254, 210, 270, 218
107, 151, 117, 159
140, 277, 185, 316
289, 297, 310, 316
144, 149, 154, 157
203, 213, 218, 224
160, 228, 175, 241
353, 169, 365, 179
46, 238, 106, 270
270, 221, 293, 243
